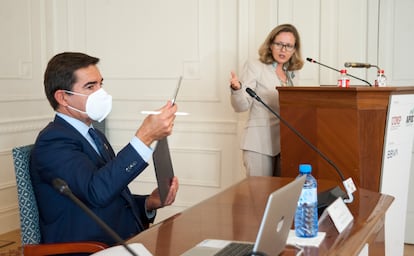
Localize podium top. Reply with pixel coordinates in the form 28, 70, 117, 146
277, 85, 414, 93
277, 87, 414, 108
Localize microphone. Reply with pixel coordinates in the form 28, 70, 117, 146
344, 62, 381, 72
52, 178, 138, 256
245, 88, 356, 213
307, 57, 372, 86
344, 62, 371, 68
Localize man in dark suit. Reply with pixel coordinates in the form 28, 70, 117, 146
30, 52, 179, 245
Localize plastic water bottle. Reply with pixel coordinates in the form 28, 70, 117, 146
375, 69, 387, 87
295, 164, 318, 238
337, 69, 350, 88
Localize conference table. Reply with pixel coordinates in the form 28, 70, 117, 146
128, 177, 394, 255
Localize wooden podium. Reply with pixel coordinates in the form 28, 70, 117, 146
277, 86, 414, 192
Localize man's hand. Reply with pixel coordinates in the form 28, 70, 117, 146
146, 176, 179, 211
136, 101, 177, 146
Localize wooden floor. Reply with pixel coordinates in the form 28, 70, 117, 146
0, 229, 414, 255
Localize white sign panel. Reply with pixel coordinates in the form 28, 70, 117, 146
381, 94, 414, 256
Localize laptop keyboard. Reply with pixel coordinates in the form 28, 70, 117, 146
214, 242, 254, 256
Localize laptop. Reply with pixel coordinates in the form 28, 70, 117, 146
181, 175, 306, 256
152, 137, 175, 206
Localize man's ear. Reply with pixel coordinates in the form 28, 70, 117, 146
54, 90, 69, 107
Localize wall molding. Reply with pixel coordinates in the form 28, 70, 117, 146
0, 0, 33, 79
0, 205, 19, 234
0, 181, 16, 191
0, 116, 51, 134
108, 118, 238, 134
0, 203, 18, 215
0, 96, 45, 102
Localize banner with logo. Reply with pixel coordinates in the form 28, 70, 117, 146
381, 94, 414, 256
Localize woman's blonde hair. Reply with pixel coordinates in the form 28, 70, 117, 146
258, 24, 304, 71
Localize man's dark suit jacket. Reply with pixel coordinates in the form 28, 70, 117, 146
30, 115, 155, 245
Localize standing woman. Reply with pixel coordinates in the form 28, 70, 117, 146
229, 23, 304, 176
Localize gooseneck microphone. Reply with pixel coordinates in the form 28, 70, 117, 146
344, 62, 371, 68
52, 178, 138, 256
344, 62, 380, 71
307, 57, 372, 87
245, 88, 355, 209
306, 57, 342, 73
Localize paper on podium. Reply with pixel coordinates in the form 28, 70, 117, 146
90, 243, 153, 256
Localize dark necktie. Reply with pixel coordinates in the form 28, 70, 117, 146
88, 128, 113, 162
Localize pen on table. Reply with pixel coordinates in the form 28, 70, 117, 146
141, 111, 189, 116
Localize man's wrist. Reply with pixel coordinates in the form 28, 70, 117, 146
145, 198, 156, 219
130, 136, 153, 162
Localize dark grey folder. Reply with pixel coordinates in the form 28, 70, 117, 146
152, 137, 174, 206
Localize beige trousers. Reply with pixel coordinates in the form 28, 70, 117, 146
243, 150, 281, 177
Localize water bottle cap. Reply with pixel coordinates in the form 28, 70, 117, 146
299, 164, 312, 173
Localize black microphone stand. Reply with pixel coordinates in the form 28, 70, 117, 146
245, 88, 355, 213
307, 57, 372, 87
52, 178, 138, 256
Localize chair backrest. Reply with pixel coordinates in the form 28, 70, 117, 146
12, 144, 41, 246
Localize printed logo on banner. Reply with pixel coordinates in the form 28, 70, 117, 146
386, 148, 399, 159
391, 115, 402, 130
406, 108, 414, 126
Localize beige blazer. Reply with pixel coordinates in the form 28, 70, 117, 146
230, 59, 298, 156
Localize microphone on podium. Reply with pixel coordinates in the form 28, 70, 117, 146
307, 57, 372, 87
344, 62, 380, 72
245, 87, 356, 212
52, 178, 138, 256
344, 62, 372, 68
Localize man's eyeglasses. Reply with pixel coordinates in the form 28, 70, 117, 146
272, 42, 295, 52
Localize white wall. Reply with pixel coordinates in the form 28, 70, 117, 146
1, 0, 413, 251
0, 0, 54, 233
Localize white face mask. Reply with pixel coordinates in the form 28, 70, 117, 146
64, 88, 112, 122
